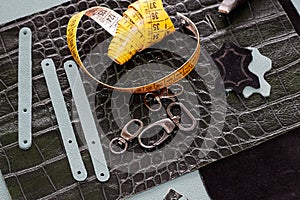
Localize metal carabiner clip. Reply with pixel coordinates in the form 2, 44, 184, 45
144, 84, 184, 112
167, 102, 197, 132
138, 118, 176, 149
109, 119, 144, 154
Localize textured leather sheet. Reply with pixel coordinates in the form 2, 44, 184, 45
0, 0, 299, 199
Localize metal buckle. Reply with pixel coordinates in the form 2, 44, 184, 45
138, 118, 176, 149
167, 102, 197, 132
109, 119, 144, 154
144, 84, 184, 112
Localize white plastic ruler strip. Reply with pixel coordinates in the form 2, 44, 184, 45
0, 0, 69, 25
0, 171, 12, 200
18, 27, 32, 150
42, 59, 87, 181
64, 61, 110, 182
291, 0, 300, 15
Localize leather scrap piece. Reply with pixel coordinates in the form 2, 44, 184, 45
211, 42, 260, 93
163, 189, 186, 200
242, 47, 272, 98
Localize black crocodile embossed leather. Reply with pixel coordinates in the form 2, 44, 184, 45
0, 0, 299, 199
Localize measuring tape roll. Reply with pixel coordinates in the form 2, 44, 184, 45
108, 0, 175, 65
67, 0, 200, 94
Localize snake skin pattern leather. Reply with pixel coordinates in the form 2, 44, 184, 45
0, 0, 299, 199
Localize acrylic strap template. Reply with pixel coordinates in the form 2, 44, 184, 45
42, 59, 87, 181
18, 27, 32, 150
64, 60, 110, 182
0, 171, 11, 200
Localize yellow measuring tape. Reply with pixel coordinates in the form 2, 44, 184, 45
108, 0, 175, 64
67, 0, 200, 93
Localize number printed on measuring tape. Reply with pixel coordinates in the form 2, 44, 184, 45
67, 0, 201, 93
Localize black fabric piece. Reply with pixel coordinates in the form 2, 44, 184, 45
200, 127, 300, 200
279, 0, 300, 34
211, 42, 259, 93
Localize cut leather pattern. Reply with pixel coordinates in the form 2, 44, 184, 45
163, 189, 185, 200
0, 0, 299, 199
211, 42, 259, 93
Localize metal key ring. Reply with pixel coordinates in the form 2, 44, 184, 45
167, 102, 197, 132
109, 137, 129, 154
109, 119, 144, 154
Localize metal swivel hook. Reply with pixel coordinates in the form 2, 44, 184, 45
109, 119, 144, 154
167, 102, 197, 132
144, 84, 184, 112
